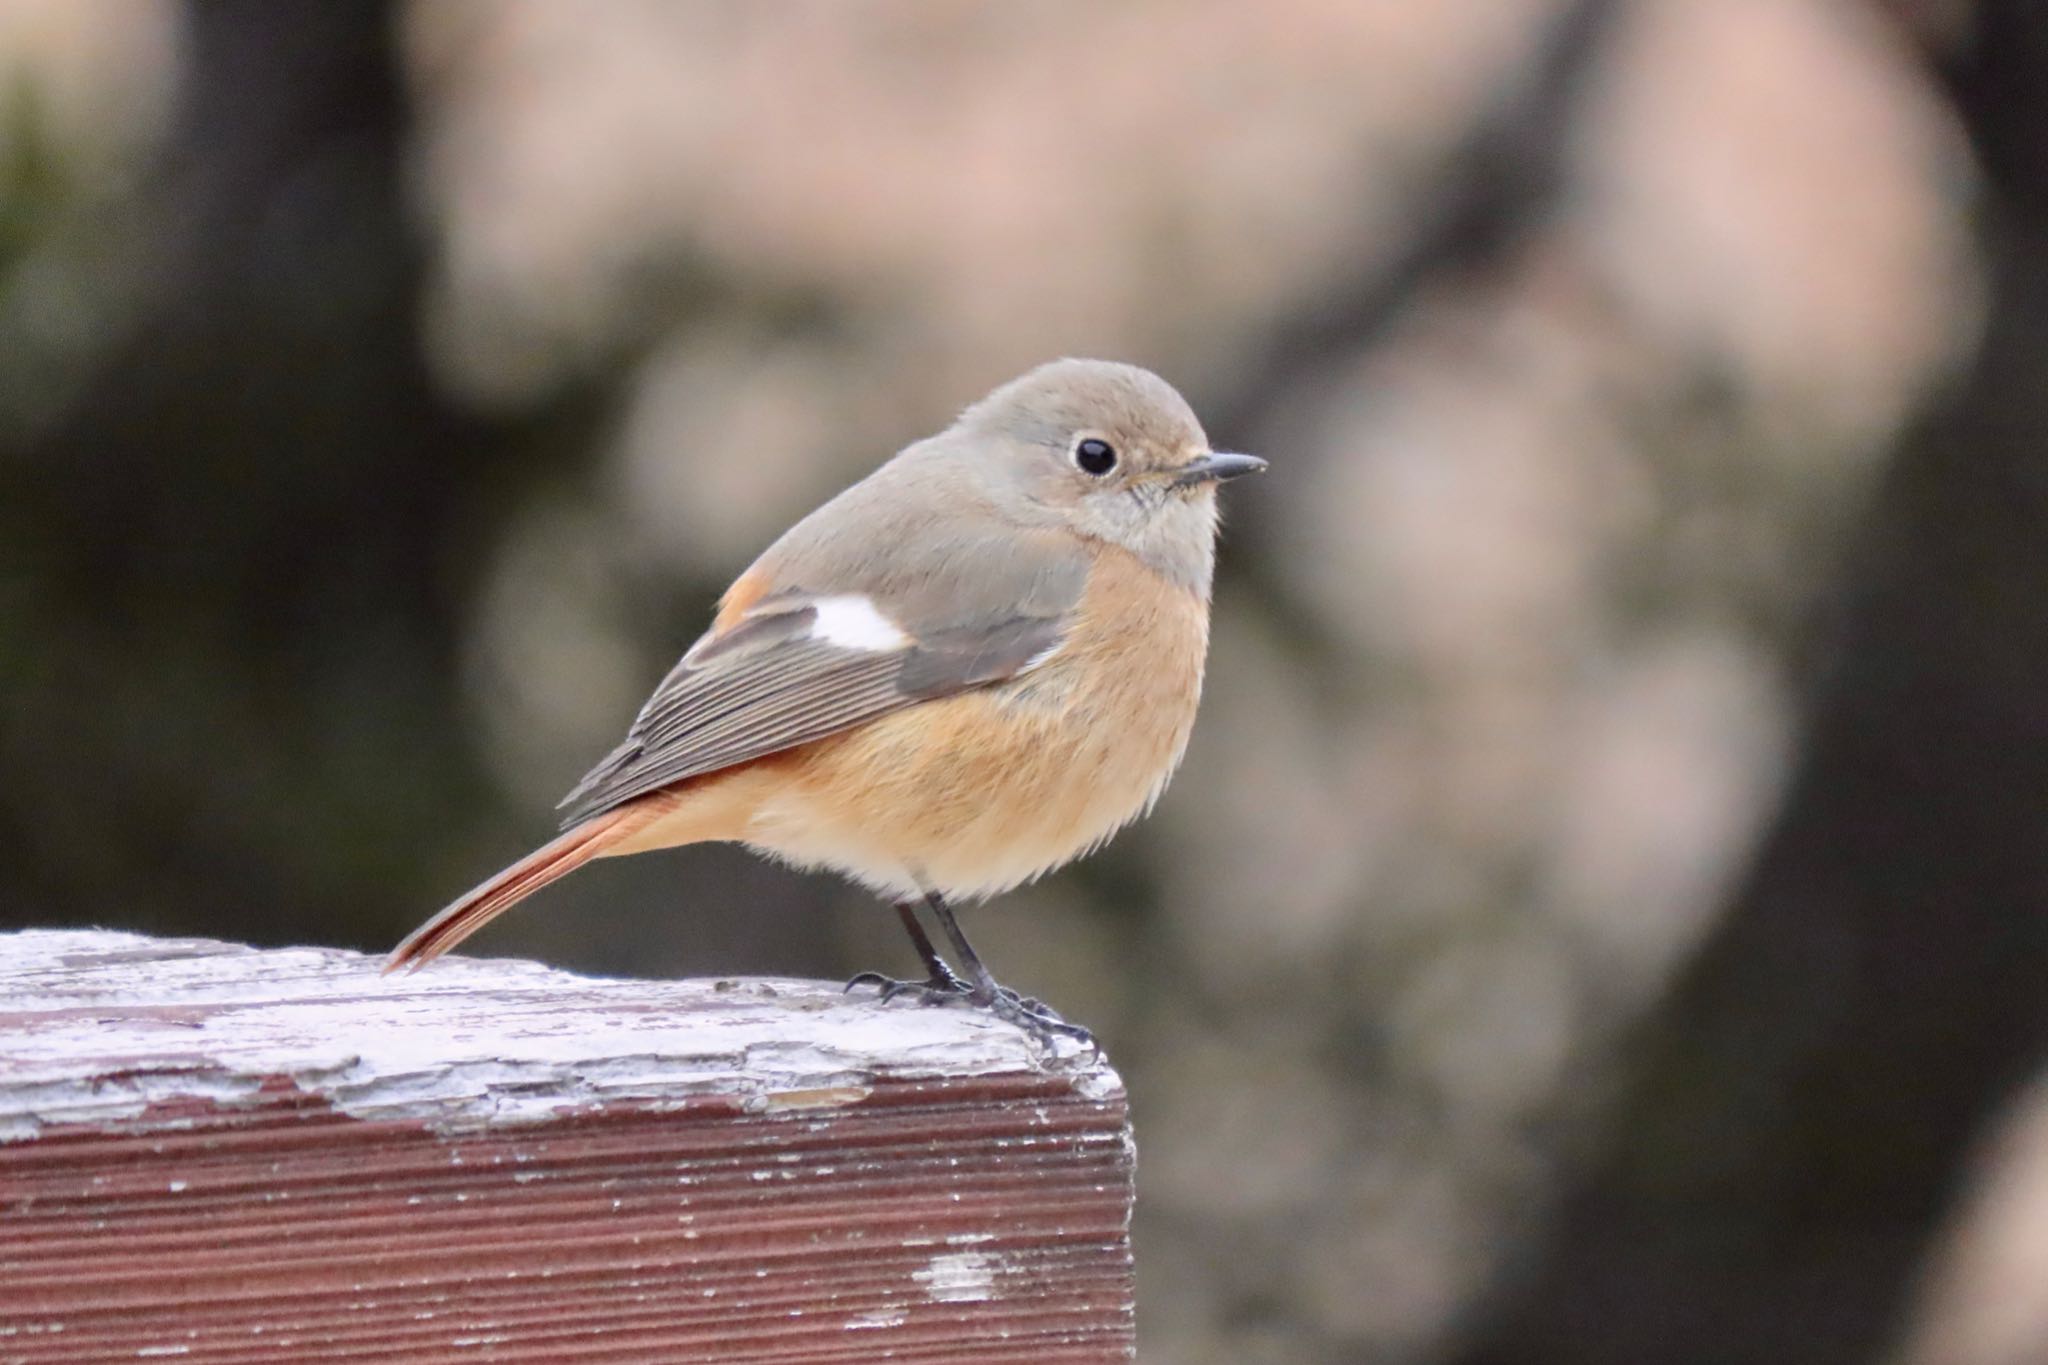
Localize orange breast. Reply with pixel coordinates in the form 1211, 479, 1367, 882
745, 545, 1212, 899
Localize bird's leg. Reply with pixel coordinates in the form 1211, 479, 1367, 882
922, 891, 1096, 1050
844, 899, 970, 1002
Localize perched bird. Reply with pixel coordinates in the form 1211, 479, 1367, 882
387, 359, 1265, 1043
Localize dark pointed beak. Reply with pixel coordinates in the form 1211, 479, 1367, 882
1171, 451, 1268, 488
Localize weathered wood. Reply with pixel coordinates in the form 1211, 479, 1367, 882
0, 930, 1133, 1363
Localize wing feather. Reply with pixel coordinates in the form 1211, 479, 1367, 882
555, 494, 1091, 829
554, 602, 1068, 828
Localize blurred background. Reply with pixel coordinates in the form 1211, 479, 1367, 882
5, 1, 2048, 1362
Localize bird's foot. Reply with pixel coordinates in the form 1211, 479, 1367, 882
848, 969, 1095, 1054
843, 965, 970, 1005
972, 983, 1097, 1054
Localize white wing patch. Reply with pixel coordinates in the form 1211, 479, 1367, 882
1021, 640, 1064, 672
808, 595, 911, 652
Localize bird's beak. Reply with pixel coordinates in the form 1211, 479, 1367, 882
1171, 451, 1268, 488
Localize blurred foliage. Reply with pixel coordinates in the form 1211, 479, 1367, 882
4, 2, 2045, 1363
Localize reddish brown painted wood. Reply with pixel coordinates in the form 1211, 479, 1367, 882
0, 930, 1134, 1363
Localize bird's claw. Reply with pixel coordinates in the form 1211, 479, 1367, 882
844, 968, 970, 1005
847, 969, 1096, 1056
977, 985, 1097, 1054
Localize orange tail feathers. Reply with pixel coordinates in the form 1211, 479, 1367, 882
383, 801, 661, 974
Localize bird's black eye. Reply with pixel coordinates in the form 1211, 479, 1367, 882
1073, 437, 1118, 476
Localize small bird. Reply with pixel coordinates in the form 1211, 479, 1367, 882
387, 359, 1265, 1043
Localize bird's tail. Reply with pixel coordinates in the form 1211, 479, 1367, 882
383, 801, 660, 974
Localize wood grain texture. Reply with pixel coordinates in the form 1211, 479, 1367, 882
0, 930, 1134, 1363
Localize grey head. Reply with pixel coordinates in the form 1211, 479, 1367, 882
934, 358, 1265, 593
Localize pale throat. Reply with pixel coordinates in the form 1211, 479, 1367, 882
1087, 492, 1218, 597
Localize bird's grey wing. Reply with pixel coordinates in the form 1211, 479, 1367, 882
554, 520, 1088, 828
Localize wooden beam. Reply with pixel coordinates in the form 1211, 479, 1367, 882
0, 930, 1134, 1363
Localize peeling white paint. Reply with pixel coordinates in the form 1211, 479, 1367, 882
0, 930, 1120, 1142
1073, 1066, 1125, 1102
913, 1251, 1000, 1303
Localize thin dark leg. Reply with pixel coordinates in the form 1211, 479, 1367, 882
922, 891, 1000, 994
844, 898, 968, 1001
851, 889, 1095, 1051
922, 890, 1095, 1049
892, 900, 956, 984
